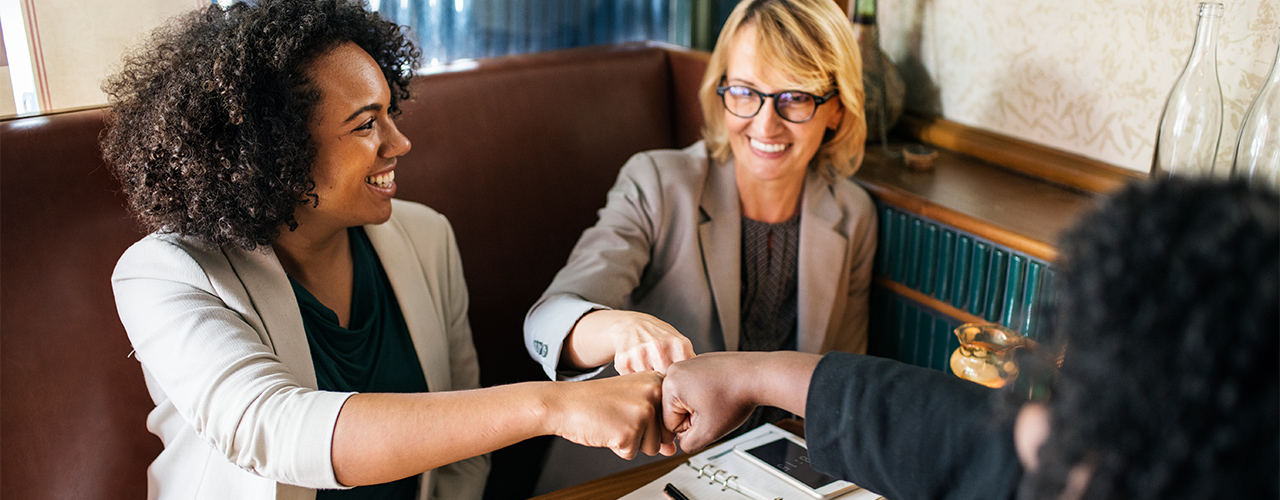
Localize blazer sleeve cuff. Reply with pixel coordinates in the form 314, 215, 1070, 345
524, 294, 611, 381
262, 390, 356, 489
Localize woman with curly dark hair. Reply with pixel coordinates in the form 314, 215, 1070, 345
104, 1, 672, 499
1016, 178, 1279, 499
659, 177, 1278, 499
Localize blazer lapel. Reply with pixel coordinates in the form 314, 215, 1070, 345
365, 215, 451, 392
699, 155, 743, 351
224, 246, 320, 389
797, 172, 846, 353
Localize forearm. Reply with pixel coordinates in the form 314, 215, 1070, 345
330, 382, 554, 486
746, 351, 823, 416
562, 310, 619, 370
564, 310, 695, 374
332, 370, 670, 486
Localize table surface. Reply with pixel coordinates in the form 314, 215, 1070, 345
528, 453, 689, 500
530, 420, 807, 500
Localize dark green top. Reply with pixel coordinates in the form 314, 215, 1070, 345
289, 227, 428, 500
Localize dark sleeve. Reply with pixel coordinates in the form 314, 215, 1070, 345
804, 352, 1021, 500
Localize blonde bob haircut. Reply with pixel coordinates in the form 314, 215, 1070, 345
699, 0, 866, 179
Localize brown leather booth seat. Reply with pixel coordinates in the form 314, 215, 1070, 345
0, 41, 709, 500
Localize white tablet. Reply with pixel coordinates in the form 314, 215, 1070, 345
733, 433, 860, 499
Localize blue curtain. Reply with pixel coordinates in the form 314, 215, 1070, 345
373, 0, 682, 65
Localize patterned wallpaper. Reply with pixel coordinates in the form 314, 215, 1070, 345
876, 0, 1280, 174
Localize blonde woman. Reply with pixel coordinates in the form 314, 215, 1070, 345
526, 0, 873, 384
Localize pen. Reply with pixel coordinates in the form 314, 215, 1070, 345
664, 482, 692, 500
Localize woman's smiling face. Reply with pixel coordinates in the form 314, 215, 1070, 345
723, 24, 842, 187
299, 41, 412, 231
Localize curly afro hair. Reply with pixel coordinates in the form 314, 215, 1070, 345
101, 0, 420, 250
1022, 178, 1278, 499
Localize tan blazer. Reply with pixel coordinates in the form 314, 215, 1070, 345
524, 142, 877, 380
113, 200, 488, 500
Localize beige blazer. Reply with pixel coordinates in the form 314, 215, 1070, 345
113, 199, 488, 500
524, 142, 877, 380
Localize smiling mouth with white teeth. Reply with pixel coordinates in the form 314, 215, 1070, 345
365, 170, 395, 188
750, 138, 789, 153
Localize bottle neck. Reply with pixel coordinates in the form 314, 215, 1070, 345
850, 0, 877, 25
1187, 3, 1223, 67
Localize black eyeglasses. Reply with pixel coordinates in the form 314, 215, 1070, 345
716, 85, 839, 124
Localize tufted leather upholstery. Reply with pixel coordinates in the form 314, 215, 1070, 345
0, 42, 708, 500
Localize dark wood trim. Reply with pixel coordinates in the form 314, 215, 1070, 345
876, 276, 987, 325
858, 179, 1062, 262
876, 276, 1042, 351
900, 115, 1145, 194
853, 141, 1102, 262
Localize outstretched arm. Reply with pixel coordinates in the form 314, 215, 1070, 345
524, 151, 696, 379
564, 310, 695, 374
332, 370, 673, 486
661, 351, 822, 452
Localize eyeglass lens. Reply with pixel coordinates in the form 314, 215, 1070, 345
722, 86, 819, 123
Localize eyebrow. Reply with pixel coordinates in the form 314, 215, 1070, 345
343, 103, 383, 124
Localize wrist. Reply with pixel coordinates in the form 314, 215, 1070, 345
754, 351, 821, 415
563, 309, 617, 370
528, 381, 561, 437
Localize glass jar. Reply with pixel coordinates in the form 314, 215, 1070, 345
949, 323, 1026, 388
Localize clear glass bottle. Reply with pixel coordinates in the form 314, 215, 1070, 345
1151, 3, 1225, 179
1231, 38, 1280, 189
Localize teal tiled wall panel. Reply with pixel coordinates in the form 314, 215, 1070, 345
868, 291, 962, 372
869, 203, 1057, 370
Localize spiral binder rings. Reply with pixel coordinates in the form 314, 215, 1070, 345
685, 461, 780, 500
618, 424, 880, 500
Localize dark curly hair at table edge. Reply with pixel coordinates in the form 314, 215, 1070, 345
100, 0, 420, 250
1023, 178, 1278, 499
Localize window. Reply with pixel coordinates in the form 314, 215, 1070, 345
0, 0, 720, 117
373, 0, 690, 66
1, 0, 38, 115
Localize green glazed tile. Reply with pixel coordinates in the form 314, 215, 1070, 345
952, 236, 972, 309
1001, 256, 1026, 329
945, 319, 962, 375
931, 317, 952, 370
968, 242, 990, 315
935, 230, 955, 302
920, 224, 938, 296
905, 219, 922, 288
984, 249, 1008, 321
875, 206, 894, 275
890, 211, 908, 281
915, 309, 935, 369
1022, 262, 1043, 337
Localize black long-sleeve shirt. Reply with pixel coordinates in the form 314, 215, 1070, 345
805, 352, 1022, 499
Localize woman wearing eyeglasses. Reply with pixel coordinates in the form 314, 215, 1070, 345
525, 0, 871, 387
